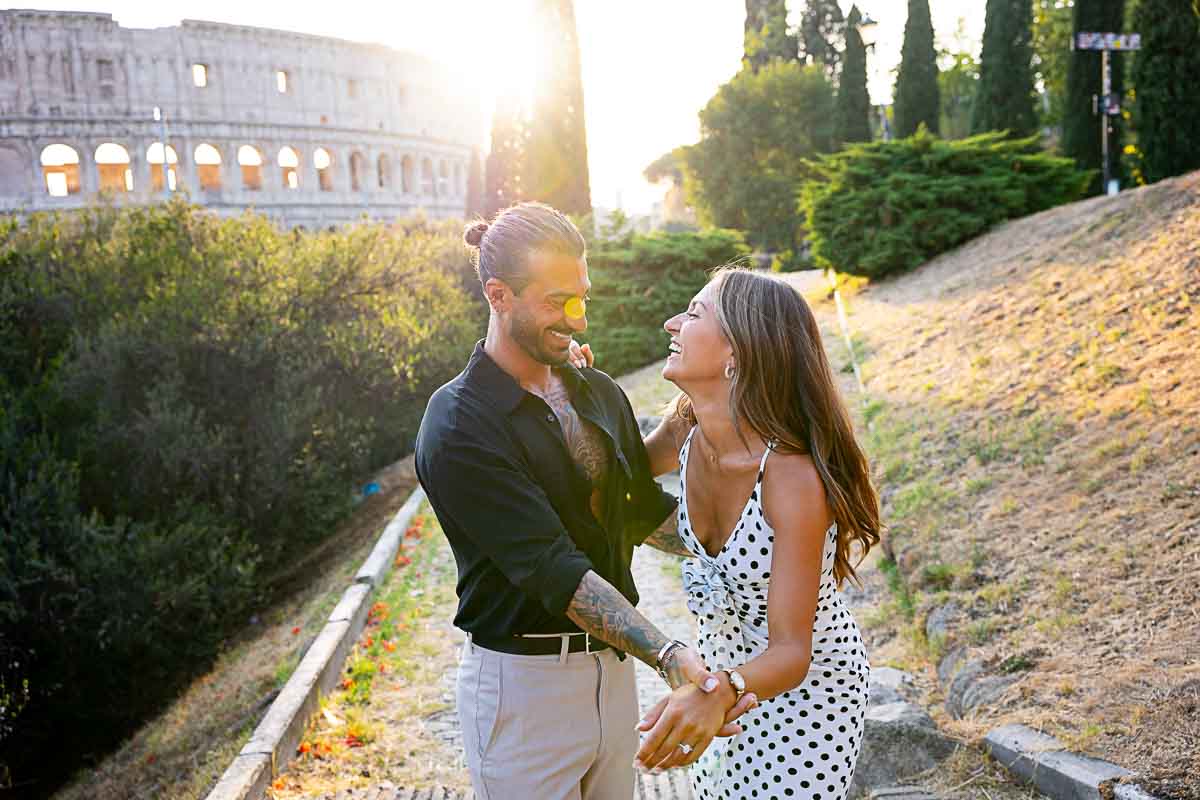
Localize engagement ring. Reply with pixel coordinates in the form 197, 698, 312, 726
678, 743, 693, 755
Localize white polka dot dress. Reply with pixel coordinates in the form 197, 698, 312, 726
677, 428, 870, 800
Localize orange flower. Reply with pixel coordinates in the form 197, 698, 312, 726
345, 734, 364, 748
341, 677, 353, 689
273, 777, 287, 790
395, 555, 412, 567
382, 640, 396, 652
412, 515, 425, 526
291, 626, 300, 635
298, 741, 311, 755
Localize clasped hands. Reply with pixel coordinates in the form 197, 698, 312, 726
634, 644, 757, 773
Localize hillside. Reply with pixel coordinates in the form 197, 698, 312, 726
810, 171, 1199, 798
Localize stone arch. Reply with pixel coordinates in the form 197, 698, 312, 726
147, 142, 179, 192
278, 146, 300, 189
377, 153, 391, 190
238, 145, 263, 191
421, 157, 434, 196
313, 147, 334, 192
94, 142, 132, 193
194, 143, 222, 191
0, 146, 26, 197
400, 155, 414, 193
40, 143, 81, 197
349, 151, 366, 192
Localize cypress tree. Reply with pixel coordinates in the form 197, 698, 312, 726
893, 0, 941, 138
836, 6, 873, 144
1131, 0, 1200, 183
1063, 0, 1125, 193
465, 147, 485, 219
744, 0, 798, 68
972, 0, 1039, 136
799, 0, 846, 82
525, 0, 592, 215
484, 94, 525, 218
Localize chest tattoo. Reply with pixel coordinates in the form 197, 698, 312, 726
540, 380, 610, 496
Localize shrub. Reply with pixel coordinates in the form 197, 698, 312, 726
0, 200, 481, 790
801, 128, 1093, 278
580, 228, 750, 378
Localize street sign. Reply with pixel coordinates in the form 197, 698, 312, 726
1075, 32, 1142, 51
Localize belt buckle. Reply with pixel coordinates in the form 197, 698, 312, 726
584, 632, 595, 654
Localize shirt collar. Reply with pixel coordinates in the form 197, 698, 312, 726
465, 340, 591, 415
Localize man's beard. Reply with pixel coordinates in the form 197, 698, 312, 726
509, 303, 570, 366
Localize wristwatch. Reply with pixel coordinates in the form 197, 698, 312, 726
723, 668, 747, 702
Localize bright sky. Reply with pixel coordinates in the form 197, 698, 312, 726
24, 0, 985, 213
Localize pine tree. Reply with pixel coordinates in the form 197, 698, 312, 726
465, 148, 485, 219
525, 0, 592, 215
836, 6, 873, 144
1131, 0, 1200, 183
893, 0, 941, 138
799, 0, 846, 82
1063, 0, 1125, 193
484, 94, 525, 218
744, 0, 798, 68
971, 0, 1038, 136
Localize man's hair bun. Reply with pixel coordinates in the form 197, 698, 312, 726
464, 220, 489, 248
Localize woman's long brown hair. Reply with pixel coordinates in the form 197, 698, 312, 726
672, 266, 881, 586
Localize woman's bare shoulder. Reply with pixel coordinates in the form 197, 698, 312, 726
762, 450, 829, 529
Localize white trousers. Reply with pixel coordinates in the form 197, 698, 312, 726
456, 637, 639, 800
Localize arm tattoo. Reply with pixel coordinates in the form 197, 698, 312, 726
640, 512, 692, 557
567, 570, 678, 679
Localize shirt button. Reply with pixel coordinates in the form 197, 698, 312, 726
545, 412, 556, 423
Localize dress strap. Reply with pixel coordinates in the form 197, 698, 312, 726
757, 439, 776, 475
680, 425, 698, 462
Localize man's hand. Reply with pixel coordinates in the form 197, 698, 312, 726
633, 679, 756, 772
567, 340, 594, 369
664, 644, 721, 693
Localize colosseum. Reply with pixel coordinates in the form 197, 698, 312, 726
0, 10, 485, 227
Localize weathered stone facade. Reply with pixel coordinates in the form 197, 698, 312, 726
0, 10, 484, 227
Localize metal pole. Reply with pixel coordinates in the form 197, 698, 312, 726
1100, 49, 1110, 192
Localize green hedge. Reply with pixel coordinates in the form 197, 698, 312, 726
0, 200, 482, 790
580, 228, 750, 378
801, 129, 1093, 278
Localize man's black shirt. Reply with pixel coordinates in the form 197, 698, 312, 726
414, 341, 677, 639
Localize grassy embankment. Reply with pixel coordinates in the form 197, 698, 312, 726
53, 479, 423, 800
819, 171, 1199, 799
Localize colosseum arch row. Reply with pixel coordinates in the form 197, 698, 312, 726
0, 11, 484, 226
4, 139, 468, 202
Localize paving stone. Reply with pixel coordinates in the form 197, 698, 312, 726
869, 786, 940, 800
984, 723, 1132, 800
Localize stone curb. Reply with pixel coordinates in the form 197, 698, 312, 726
204, 485, 428, 800
983, 723, 1163, 800
357, 487, 427, 587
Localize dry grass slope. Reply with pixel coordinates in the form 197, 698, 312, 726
818, 171, 1199, 799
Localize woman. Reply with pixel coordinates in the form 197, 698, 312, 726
614, 267, 880, 800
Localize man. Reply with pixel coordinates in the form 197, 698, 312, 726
415, 202, 751, 799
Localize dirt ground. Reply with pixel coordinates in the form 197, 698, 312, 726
807, 171, 1200, 799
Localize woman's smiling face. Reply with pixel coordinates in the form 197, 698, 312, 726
661, 279, 733, 387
